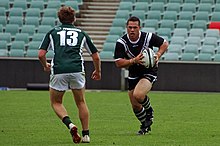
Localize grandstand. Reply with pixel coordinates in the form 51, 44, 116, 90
0, 0, 220, 62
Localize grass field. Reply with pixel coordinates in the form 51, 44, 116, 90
0, 90, 220, 146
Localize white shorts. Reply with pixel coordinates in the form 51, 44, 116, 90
49, 72, 85, 91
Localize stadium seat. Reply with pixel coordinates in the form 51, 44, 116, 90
165, 3, 181, 12
213, 4, 220, 12
109, 27, 124, 36
14, 33, 29, 43
175, 20, 191, 30
26, 8, 41, 17
0, 49, 8, 57
173, 28, 188, 38
159, 20, 174, 30
30, 1, 45, 10
184, 0, 199, 4
156, 28, 172, 39
143, 19, 158, 29
183, 44, 199, 55
26, 49, 38, 58
170, 36, 185, 46
181, 53, 196, 61
25, 17, 40, 27
0, 33, 11, 43
103, 42, 116, 52
181, 3, 196, 12
163, 52, 179, 61
152, 0, 167, 3
41, 17, 56, 27
115, 10, 130, 19
5, 24, 19, 36
197, 53, 212, 61
194, 12, 209, 22
10, 41, 26, 51
211, 12, 220, 21
150, 2, 164, 12
162, 11, 177, 21
0, 40, 7, 50
169, 0, 183, 2
118, 2, 133, 11
197, 3, 212, 13
209, 22, 220, 30
134, 2, 149, 11
32, 33, 45, 42
28, 41, 42, 50
43, 8, 58, 18
178, 11, 193, 21
37, 25, 52, 33
9, 8, 23, 17
112, 18, 126, 27
186, 37, 201, 46
105, 35, 120, 43
0, 16, 7, 26
0, 0, 10, 9
0, 24, 2, 32
205, 29, 219, 38
46, 1, 61, 9
21, 25, 36, 35
213, 54, 220, 62
203, 37, 218, 47
167, 44, 182, 54
192, 20, 207, 30
189, 29, 204, 38
9, 49, 25, 57
200, 0, 215, 4
8, 16, 23, 27
13, 1, 27, 10
99, 51, 114, 59
142, 27, 156, 33
0, 7, 6, 16
121, 0, 136, 2
64, 1, 79, 12
200, 45, 215, 55
130, 10, 146, 21
146, 11, 161, 21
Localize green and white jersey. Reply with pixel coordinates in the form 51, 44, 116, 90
39, 24, 98, 75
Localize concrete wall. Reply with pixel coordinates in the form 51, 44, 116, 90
0, 58, 220, 92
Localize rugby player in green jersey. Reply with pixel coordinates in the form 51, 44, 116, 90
38, 6, 101, 144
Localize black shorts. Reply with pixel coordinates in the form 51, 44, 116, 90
128, 73, 157, 91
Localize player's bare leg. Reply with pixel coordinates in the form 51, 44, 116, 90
131, 79, 154, 135
50, 88, 81, 143
72, 88, 90, 143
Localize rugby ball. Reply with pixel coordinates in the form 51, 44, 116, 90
142, 48, 156, 68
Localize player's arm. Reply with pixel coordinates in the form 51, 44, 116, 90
155, 41, 169, 62
91, 52, 101, 80
114, 42, 143, 68
115, 54, 144, 68
38, 49, 51, 72
150, 34, 169, 62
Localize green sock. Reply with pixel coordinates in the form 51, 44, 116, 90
62, 116, 72, 129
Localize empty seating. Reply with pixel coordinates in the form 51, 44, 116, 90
181, 53, 196, 61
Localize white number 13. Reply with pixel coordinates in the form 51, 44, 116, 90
57, 30, 78, 46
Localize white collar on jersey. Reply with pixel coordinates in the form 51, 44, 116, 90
127, 31, 141, 44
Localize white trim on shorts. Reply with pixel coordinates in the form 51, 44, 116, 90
49, 72, 85, 91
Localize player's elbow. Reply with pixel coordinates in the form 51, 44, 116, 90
38, 49, 47, 59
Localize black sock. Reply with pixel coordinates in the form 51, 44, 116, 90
133, 107, 146, 123
82, 130, 89, 136
62, 116, 72, 129
140, 95, 151, 110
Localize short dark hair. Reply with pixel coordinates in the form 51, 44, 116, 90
58, 6, 75, 24
126, 16, 141, 26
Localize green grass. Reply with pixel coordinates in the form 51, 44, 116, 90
0, 91, 220, 146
